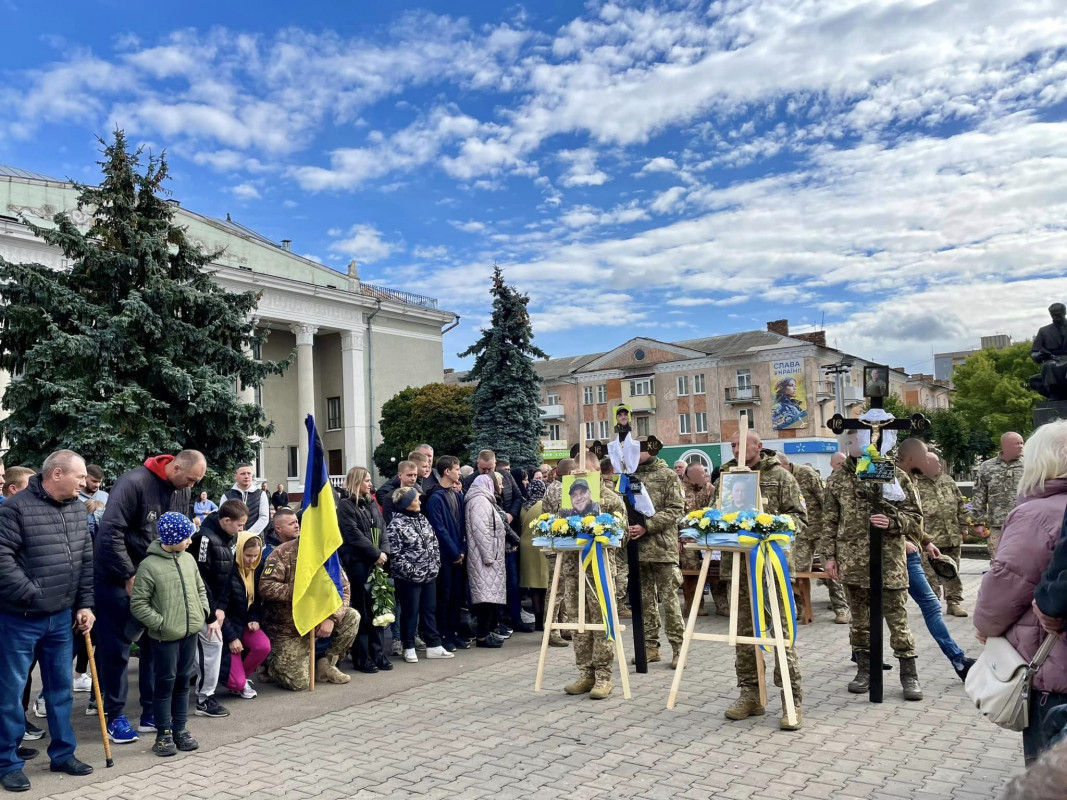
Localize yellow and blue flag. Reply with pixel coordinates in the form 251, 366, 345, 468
292, 414, 345, 636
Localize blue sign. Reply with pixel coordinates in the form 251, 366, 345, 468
783, 441, 838, 454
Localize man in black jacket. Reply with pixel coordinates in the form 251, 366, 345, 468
190, 499, 247, 718
376, 460, 420, 524
94, 450, 205, 744
0, 451, 95, 792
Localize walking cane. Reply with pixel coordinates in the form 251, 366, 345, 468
84, 631, 114, 767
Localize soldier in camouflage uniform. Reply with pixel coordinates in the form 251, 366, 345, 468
628, 448, 686, 669
718, 431, 806, 731
259, 538, 359, 690
972, 432, 1025, 561
541, 459, 573, 648
822, 447, 925, 701
777, 452, 850, 624
680, 464, 723, 617
602, 458, 631, 617
916, 453, 968, 615
562, 451, 626, 699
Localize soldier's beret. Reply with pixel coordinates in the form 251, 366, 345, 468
930, 554, 959, 581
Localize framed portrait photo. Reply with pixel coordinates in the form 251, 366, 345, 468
562, 474, 602, 517
719, 471, 760, 513
863, 365, 889, 399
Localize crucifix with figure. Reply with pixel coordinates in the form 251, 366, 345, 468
825, 365, 930, 703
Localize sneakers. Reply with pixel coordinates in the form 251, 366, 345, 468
414, 636, 427, 650
107, 715, 139, 744
173, 729, 199, 752
449, 637, 470, 650
404, 648, 418, 663
153, 731, 177, 757
23, 720, 44, 741
238, 680, 258, 699
476, 634, 504, 648
426, 645, 455, 659
495, 624, 513, 639
520, 609, 536, 625
195, 696, 230, 718
391, 639, 403, 656
954, 657, 977, 683
137, 715, 157, 733
72, 673, 92, 693
31, 696, 46, 718
85, 698, 98, 716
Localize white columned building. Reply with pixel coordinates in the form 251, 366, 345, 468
0, 165, 456, 495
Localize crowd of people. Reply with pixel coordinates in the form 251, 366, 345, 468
0, 418, 1066, 792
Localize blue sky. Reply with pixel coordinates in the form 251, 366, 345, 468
3, 1, 1067, 371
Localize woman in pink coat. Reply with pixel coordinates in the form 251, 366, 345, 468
974, 420, 1067, 765
465, 474, 507, 648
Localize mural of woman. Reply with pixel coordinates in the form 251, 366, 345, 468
771, 376, 807, 430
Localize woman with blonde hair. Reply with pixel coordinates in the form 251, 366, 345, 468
974, 420, 1067, 765
337, 467, 392, 672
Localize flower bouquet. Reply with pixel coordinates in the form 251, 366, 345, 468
531, 512, 626, 550
679, 508, 796, 547
366, 527, 396, 627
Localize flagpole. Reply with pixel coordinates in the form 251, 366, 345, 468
309, 632, 316, 691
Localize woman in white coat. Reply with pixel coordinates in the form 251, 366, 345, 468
465, 474, 507, 648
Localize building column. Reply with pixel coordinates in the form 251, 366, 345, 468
291, 324, 318, 483
340, 329, 367, 470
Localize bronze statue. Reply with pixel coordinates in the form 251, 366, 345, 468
1030, 303, 1067, 400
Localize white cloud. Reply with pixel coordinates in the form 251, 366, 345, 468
639, 157, 677, 174
413, 244, 450, 260
558, 148, 609, 187
230, 181, 261, 200
327, 224, 402, 263
449, 219, 487, 234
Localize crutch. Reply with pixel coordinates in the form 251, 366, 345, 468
84, 631, 114, 767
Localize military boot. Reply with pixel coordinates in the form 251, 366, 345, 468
564, 670, 596, 695
724, 692, 765, 720
549, 632, 569, 647
630, 646, 660, 665
947, 602, 968, 618
848, 651, 871, 694
670, 646, 681, 670
899, 657, 923, 701
779, 692, 802, 731
618, 606, 632, 619
589, 670, 613, 700
316, 655, 351, 685
833, 609, 851, 624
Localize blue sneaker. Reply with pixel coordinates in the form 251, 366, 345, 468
137, 715, 156, 733
107, 715, 139, 744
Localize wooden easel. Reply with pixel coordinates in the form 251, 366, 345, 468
666, 410, 798, 725
534, 542, 631, 699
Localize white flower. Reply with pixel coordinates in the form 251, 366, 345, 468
372, 612, 395, 627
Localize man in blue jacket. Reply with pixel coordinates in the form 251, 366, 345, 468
425, 456, 467, 650
0, 451, 95, 792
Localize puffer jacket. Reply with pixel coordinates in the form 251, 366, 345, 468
189, 514, 237, 616
465, 480, 506, 605
130, 540, 209, 642
385, 510, 440, 584
974, 479, 1067, 693
0, 475, 95, 615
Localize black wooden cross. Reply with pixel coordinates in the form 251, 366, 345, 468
825, 386, 930, 703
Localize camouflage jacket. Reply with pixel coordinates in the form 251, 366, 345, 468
542, 480, 563, 516
258, 538, 352, 640
682, 481, 715, 516
821, 462, 922, 590
972, 455, 1024, 528
632, 457, 685, 563
915, 473, 967, 548
786, 462, 824, 543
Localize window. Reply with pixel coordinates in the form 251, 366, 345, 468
695, 412, 708, 434
598, 420, 609, 439
585, 421, 595, 440
685, 452, 711, 468
597, 384, 607, 403
677, 375, 689, 396
287, 446, 299, 478
693, 373, 706, 395
583, 386, 594, 405
636, 416, 650, 437
251, 340, 262, 360
546, 391, 560, 405
679, 414, 691, 435
547, 423, 561, 440
630, 377, 654, 396
736, 369, 753, 399
327, 396, 342, 430
253, 384, 263, 408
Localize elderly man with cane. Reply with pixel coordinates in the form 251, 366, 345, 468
0, 451, 97, 793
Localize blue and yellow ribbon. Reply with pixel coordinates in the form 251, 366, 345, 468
575, 533, 617, 641
737, 529, 797, 652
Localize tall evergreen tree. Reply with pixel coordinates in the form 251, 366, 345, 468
459, 266, 547, 468
0, 131, 287, 481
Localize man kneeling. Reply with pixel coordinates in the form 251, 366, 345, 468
258, 536, 359, 690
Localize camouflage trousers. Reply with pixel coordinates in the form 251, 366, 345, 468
639, 562, 684, 651
921, 546, 963, 603
846, 585, 915, 659
265, 607, 359, 691
987, 527, 1003, 562
792, 531, 850, 614
615, 541, 629, 606
560, 551, 616, 679
735, 564, 802, 702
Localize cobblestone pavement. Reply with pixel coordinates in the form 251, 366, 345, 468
29, 561, 1020, 799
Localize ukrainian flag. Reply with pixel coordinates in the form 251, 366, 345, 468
292, 414, 345, 636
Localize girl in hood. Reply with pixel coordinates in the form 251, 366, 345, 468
223, 532, 271, 700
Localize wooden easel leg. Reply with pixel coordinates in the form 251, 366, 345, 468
535, 554, 563, 692
578, 551, 586, 634
728, 552, 740, 645
743, 556, 767, 707
766, 562, 797, 727
667, 550, 711, 710
606, 564, 631, 700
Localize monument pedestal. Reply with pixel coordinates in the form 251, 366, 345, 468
1034, 400, 1067, 429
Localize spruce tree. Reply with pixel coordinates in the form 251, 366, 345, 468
458, 266, 547, 468
0, 131, 286, 481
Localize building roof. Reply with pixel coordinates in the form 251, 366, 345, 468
0, 164, 61, 182
674, 330, 792, 357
